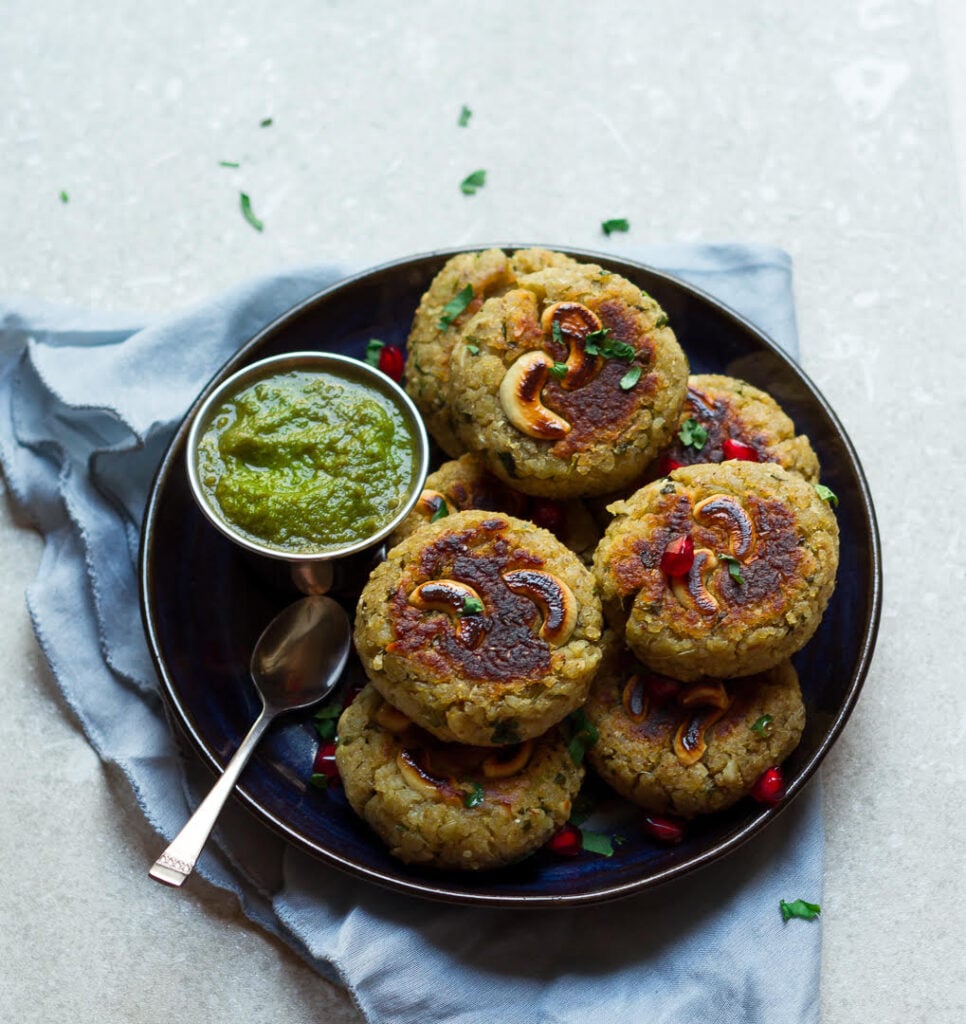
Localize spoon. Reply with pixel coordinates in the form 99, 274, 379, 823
149, 595, 351, 887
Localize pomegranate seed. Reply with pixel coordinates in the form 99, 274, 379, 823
546, 823, 582, 857
658, 454, 685, 476
660, 534, 694, 576
530, 498, 568, 539
642, 814, 686, 844
750, 766, 786, 805
377, 344, 405, 382
722, 437, 759, 462
312, 741, 340, 781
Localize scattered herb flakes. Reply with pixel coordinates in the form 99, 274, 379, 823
601, 218, 630, 236
620, 365, 642, 390
678, 417, 708, 450
566, 709, 599, 765
239, 192, 264, 232
466, 342, 481, 356
584, 328, 635, 362
260, 117, 274, 127
568, 791, 596, 826
814, 483, 839, 508
309, 773, 330, 790
460, 169, 487, 195
780, 898, 821, 922
751, 714, 773, 736
58, 190, 69, 203
655, 314, 669, 328
458, 104, 472, 127
580, 829, 615, 857
719, 553, 745, 584
365, 338, 386, 366
460, 595, 484, 616
549, 362, 569, 380
438, 284, 474, 329
430, 498, 450, 522
219, 160, 240, 168
464, 782, 485, 808
313, 704, 342, 741
551, 319, 564, 346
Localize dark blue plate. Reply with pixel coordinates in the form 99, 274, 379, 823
139, 247, 881, 906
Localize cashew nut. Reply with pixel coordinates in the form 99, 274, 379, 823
540, 301, 604, 391
414, 488, 447, 519
670, 547, 720, 614
673, 703, 729, 766
502, 568, 578, 646
693, 494, 755, 558
482, 740, 534, 778
396, 748, 462, 805
621, 674, 649, 723
407, 580, 487, 647
499, 350, 571, 440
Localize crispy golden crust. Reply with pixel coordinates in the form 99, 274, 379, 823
653, 374, 820, 482
404, 248, 580, 457
389, 453, 600, 563
447, 261, 688, 498
354, 509, 603, 746
335, 685, 583, 870
593, 461, 838, 681
584, 647, 804, 818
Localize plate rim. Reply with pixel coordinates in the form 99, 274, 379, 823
139, 244, 883, 907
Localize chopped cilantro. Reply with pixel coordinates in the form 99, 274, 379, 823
313, 704, 342, 741
460, 595, 484, 616
239, 192, 264, 232
460, 169, 487, 195
780, 898, 821, 922
584, 328, 635, 361
566, 709, 599, 765
260, 117, 273, 127
458, 104, 472, 127
568, 791, 596, 826
551, 319, 564, 346
814, 483, 839, 508
365, 338, 386, 366
620, 365, 642, 390
751, 714, 773, 736
719, 553, 745, 584
308, 773, 330, 790
430, 498, 450, 522
466, 342, 480, 355
438, 284, 474, 329
678, 417, 708, 450
464, 782, 485, 808
655, 314, 669, 328
219, 160, 240, 168
601, 218, 630, 236
549, 362, 569, 380
580, 830, 614, 857
58, 190, 69, 203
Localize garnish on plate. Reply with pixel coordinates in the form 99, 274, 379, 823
678, 417, 708, 450
780, 898, 821, 922
814, 483, 839, 508
601, 218, 630, 236
239, 192, 264, 232
458, 104, 472, 127
438, 284, 474, 329
460, 169, 486, 195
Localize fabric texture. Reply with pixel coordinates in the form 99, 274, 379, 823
0, 245, 823, 1024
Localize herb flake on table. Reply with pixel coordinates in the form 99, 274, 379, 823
365, 338, 386, 366
438, 284, 474, 329
239, 192, 264, 232
580, 829, 615, 857
260, 117, 273, 127
308, 773, 330, 790
458, 104, 472, 127
460, 169, 487, 195
601, 218, 630, 236
59, 190, 69, 203
780, 898, 821, 922
219, 160, 240, 168
313, 704, 342, 741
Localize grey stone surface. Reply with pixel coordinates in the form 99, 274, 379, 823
2, 1, 964, 1021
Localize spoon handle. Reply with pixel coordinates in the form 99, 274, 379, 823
149, 707, 273, 887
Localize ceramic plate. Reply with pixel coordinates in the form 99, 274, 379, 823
139, 246, 881, 906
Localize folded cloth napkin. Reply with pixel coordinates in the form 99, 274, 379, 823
0, 245, 823, 1024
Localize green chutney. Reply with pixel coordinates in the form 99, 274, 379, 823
197, 368, 418, 553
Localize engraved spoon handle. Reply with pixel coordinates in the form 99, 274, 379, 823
149, 706, 273, 887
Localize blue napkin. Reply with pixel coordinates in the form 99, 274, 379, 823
0, 246, 823, 1024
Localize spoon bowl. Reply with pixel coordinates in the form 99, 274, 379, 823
149, 595, 351, 887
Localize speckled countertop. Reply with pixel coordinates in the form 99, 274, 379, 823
2, 2, 964, 1021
